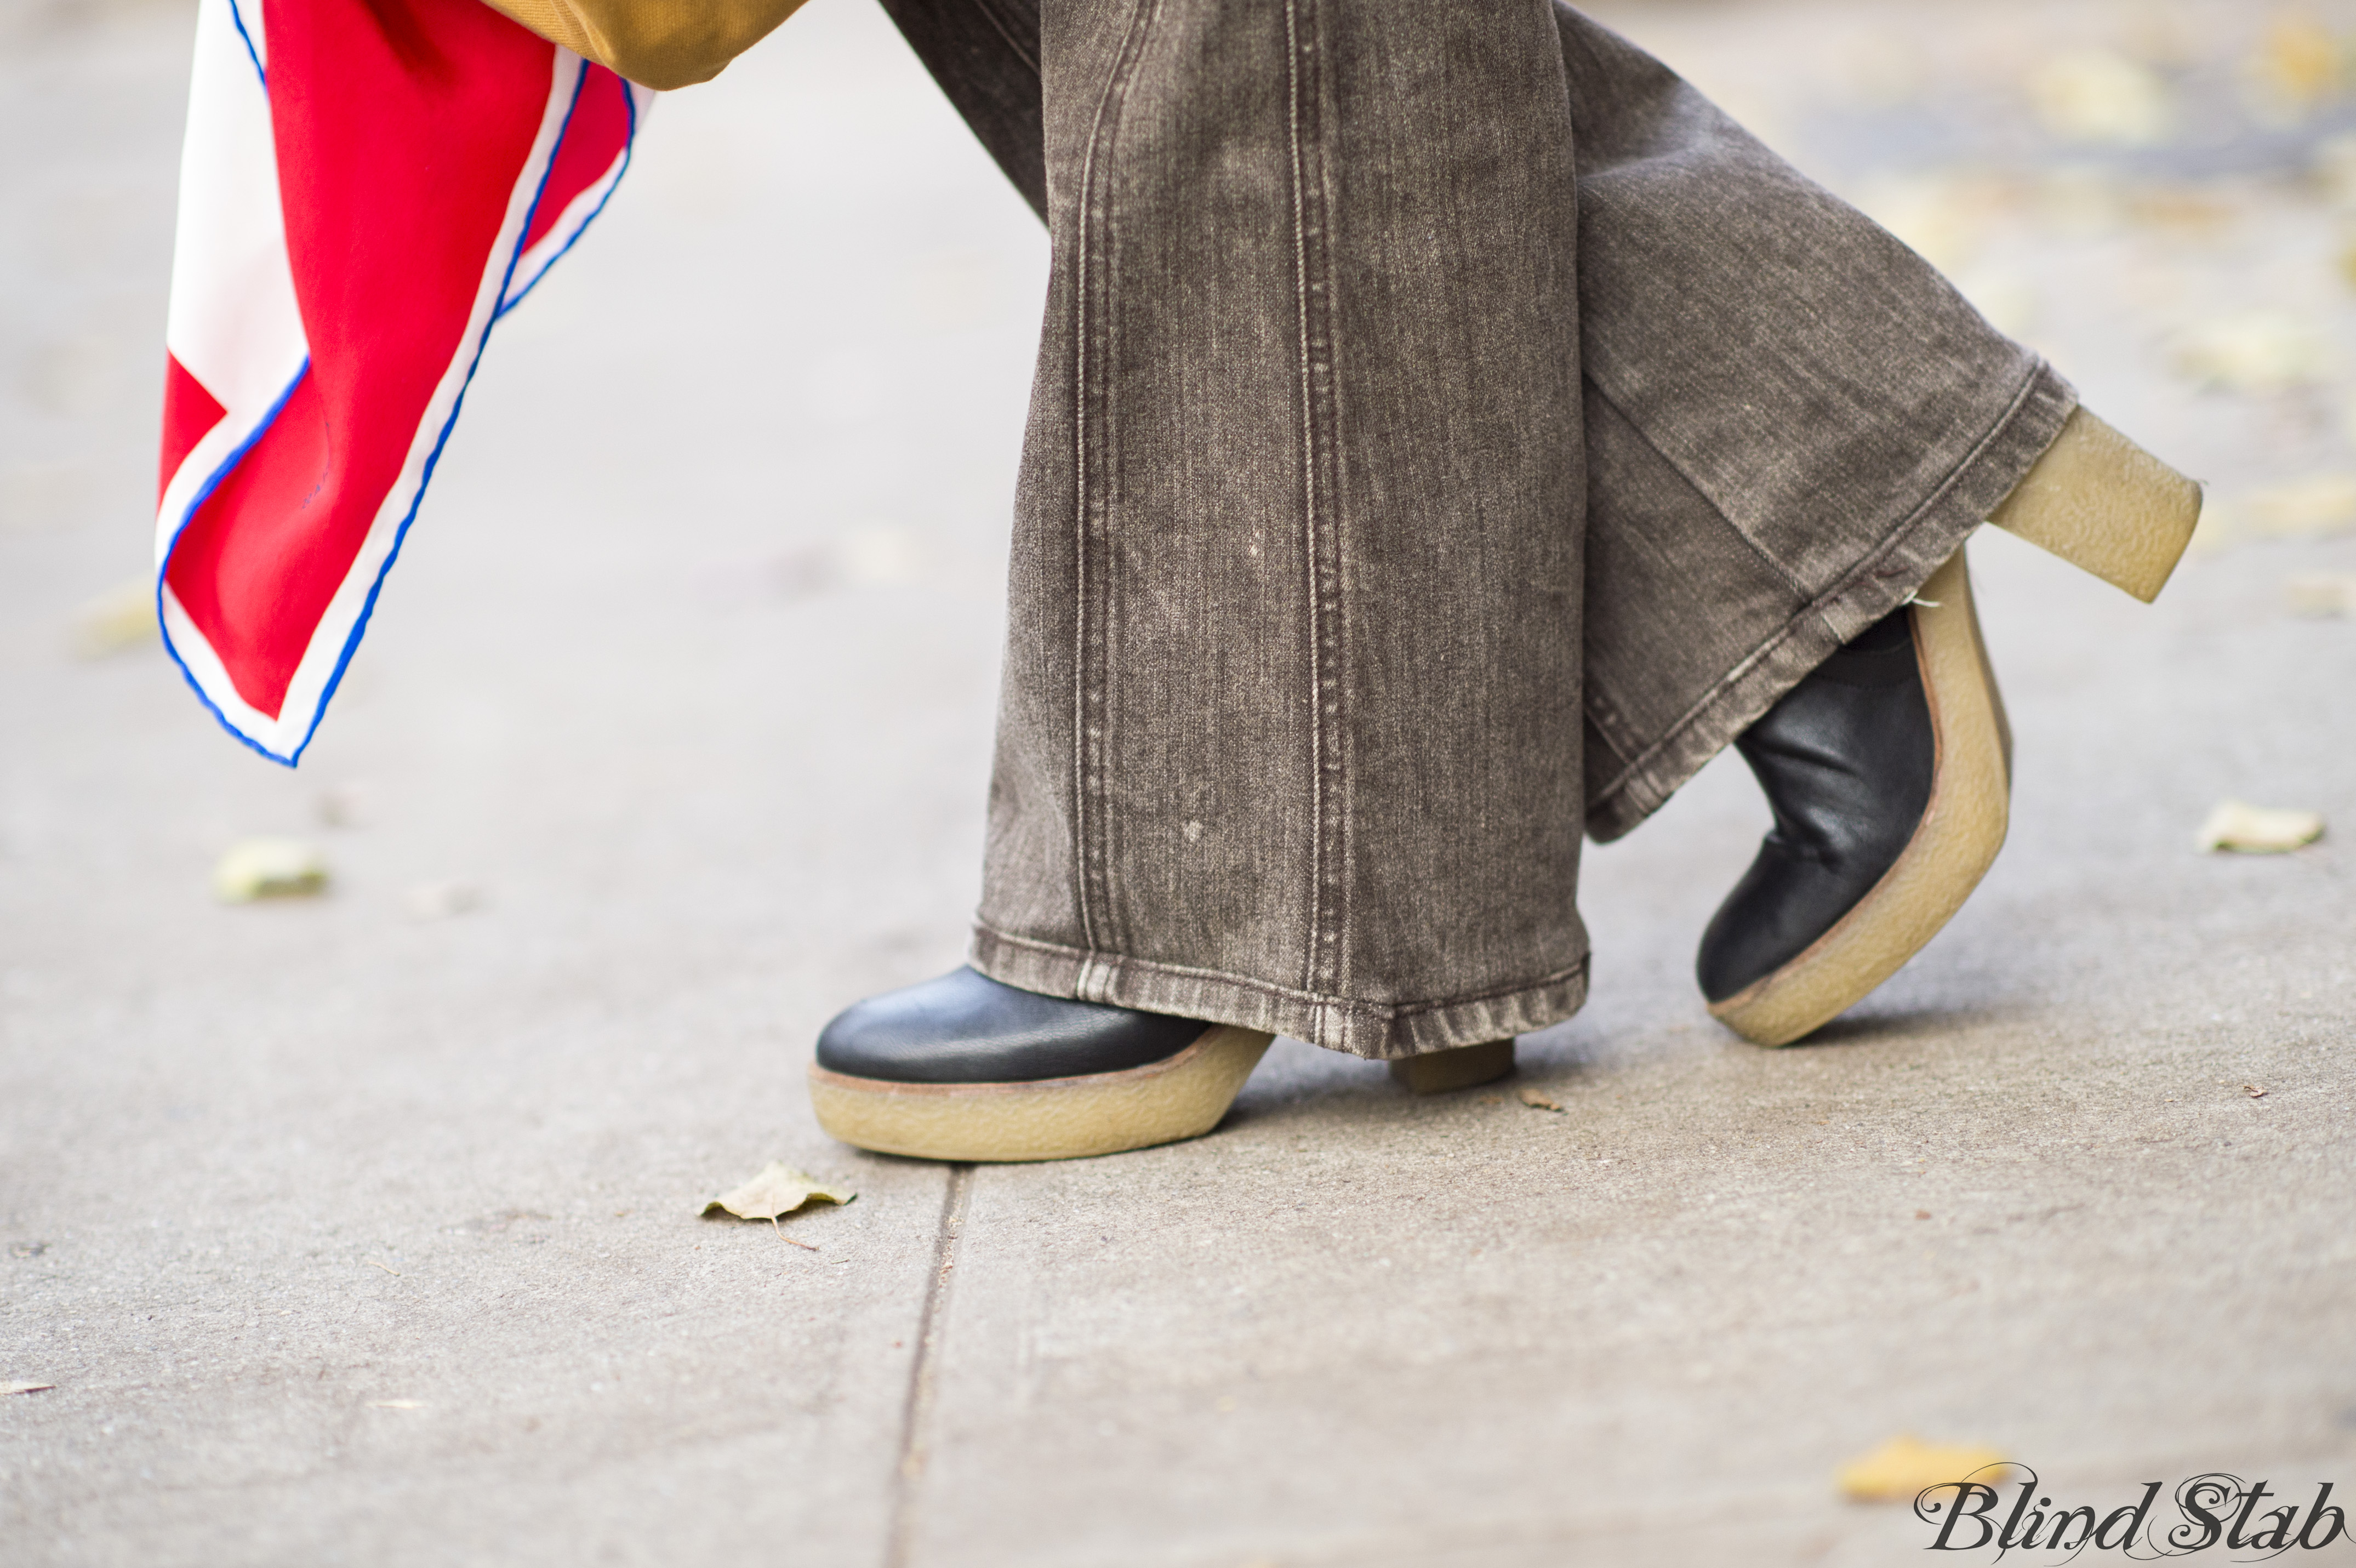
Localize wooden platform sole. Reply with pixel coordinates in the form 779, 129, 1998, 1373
808, 1025, 1274, 1162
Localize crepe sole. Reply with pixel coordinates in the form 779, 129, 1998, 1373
808, 1025, 1274, 1162
1709, 549, 2009, 1047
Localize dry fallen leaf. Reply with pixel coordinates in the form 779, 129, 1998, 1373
214, 838, 329, 902
68, 579, 159, 660
1838, 1434, 2011, 1503
2197, 800, 2326, 854
703, 1162, 857, 1222
1516, 1088, 1565, 1113
2245, 1084, 2269, 1099
2, 1382, 55, 1396
2286, 572, 2356, 615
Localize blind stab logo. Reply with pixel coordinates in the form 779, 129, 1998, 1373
1913, 1468, 2347, 1558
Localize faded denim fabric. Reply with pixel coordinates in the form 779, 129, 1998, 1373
879, 0, 2075, 1058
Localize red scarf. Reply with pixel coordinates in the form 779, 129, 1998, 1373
158, 0, 647, 761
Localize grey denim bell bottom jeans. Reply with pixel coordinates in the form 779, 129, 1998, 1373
876, 0, 2077, 1059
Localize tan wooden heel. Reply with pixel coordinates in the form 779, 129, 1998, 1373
1389, 1039, 1515, 1094
1986, 407, 2202, 603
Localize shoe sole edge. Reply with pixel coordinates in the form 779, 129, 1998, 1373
807, 1025, 1274, 1162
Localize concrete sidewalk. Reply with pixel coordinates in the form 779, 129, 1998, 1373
3, 1, 2353, 1563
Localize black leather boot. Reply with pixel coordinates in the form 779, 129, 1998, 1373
808, 967, 1272, 1161
1697, 607, 1933, 996
1696, 407, 2208, 1042
1697, 548, 2012, 1045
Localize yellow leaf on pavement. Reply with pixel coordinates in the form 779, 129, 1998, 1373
1838, 1434, 2011, 1502
2197, 800, 2325, 853
702, 1162, 857, 1222
213, 838, 329, 902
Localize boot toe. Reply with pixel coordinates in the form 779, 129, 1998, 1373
807, 969, 1274, 1162
814, 966, 1207, 1085
1696, 847, 1866, 1005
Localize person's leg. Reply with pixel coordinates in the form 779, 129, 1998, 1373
818, 0, 1589, 1159
973, 0, 1591, 1052
1549, 9, 2200, 1046
878, 0, 2073, 723
1554, 7, 2060, 837
871, 0, 2194, 1063
1551, 10, 2195, 1042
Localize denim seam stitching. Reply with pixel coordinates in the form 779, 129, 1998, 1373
1284, 0, 1346, 1022
974, 923, 1591, 1022
1589, 358, 2056, 809
1070, 0, 1162, 970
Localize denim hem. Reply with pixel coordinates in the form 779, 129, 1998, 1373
969, 923, 1590, 1060
1583, 358, 2079, 843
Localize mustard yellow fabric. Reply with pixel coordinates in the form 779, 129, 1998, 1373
482, 0, 809, 90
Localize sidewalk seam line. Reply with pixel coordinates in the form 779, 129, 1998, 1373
882, 1162, 973, 1568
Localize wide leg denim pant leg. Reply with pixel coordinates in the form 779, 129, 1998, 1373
880, 0, 2077, 1059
